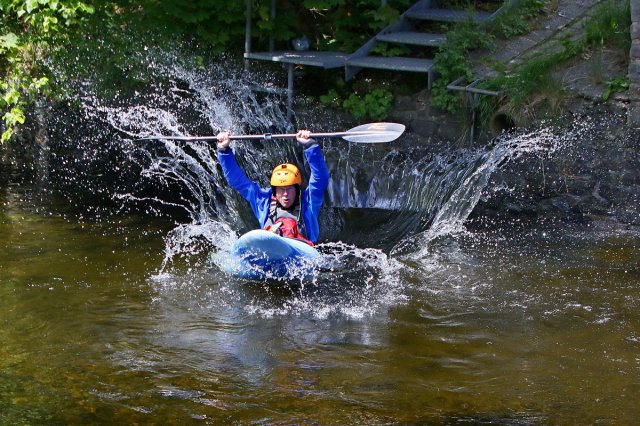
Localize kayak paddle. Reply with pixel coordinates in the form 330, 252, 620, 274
136, 122, 405, 144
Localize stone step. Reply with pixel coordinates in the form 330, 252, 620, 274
376, 31, 446, 47
347, 56, 434, 73
406, 7, 493, 24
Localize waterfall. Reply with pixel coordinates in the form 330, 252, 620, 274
42, 45, 565, 261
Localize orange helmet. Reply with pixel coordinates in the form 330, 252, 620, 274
270, 163, 302, 187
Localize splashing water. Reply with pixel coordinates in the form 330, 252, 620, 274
44, 43, 592, 317
391, 127, 564, 257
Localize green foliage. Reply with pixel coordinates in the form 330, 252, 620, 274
344, 88, 394, 120
602, 76, 629, 100
485, 0, 631, 122
302, 0, 411, 52
431, 0, 630, 123
0, 0, 417, 140
432, 21, 495, 113
492, 0, 545, 39
320, 87, 393, 120
0, 0, 95, 142
0, 32, 19, 51
1, 0, 94, 33
431, 0, 549, 114
477, 36, 582, 125
494, 49, 569, 107
584, 0, 631, 50
319, 89, 342, 108
130, 0, 248, 51
367, 3, 402, 29
370, 41, 411, 57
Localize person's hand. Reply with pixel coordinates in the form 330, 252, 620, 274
216, 131, 231, 150
296, 129, 314, 145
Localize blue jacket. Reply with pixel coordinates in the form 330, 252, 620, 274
217, 144, 330, 243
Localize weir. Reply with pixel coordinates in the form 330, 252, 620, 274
48, 48, 562, 255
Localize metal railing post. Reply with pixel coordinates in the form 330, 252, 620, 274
287, 63, 294, 121
244, 0, 252, 72
269, 0, 276, 51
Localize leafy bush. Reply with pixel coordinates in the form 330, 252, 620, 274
602, 76, 629, 100
492, 0, 545, 39
1, 0, 416, 141
584, 0, 631, 50
0, 0, 95, 142
303, 0, 411, 52
432, 21, 495, 113
431, 0, 548, 114
321, 87, 393, 120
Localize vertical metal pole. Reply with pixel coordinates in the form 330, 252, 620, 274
287, 63, 294, 121
469, 93, 477, 144
628, 0, 640, 126
244, 0, 252, 72
269, 0, 276, 52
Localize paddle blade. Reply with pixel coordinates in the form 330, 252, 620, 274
341, 122, 405, 143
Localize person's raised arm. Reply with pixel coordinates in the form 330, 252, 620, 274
300, 129, 329, 193
216, 131, 231, 151
296, 129, 317, 149
215, 130, 258, 197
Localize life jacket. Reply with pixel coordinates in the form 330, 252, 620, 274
264, 197, 314, 246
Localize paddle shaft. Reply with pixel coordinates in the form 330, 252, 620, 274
230, 131, 369, 141
135, 122, 405, 143
147, 131, 382, 142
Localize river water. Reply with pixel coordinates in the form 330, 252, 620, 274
2, 159, 639, 425
2, 51, 640, 424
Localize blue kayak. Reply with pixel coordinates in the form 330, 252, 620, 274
219, 229, 320, 281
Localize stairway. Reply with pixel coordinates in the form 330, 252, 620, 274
345, 0, 509, 88
242, 1, 512, 118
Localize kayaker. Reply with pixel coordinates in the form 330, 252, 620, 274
216, 130, 330, 245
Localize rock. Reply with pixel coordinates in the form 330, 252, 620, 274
628, 103, 640, 127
